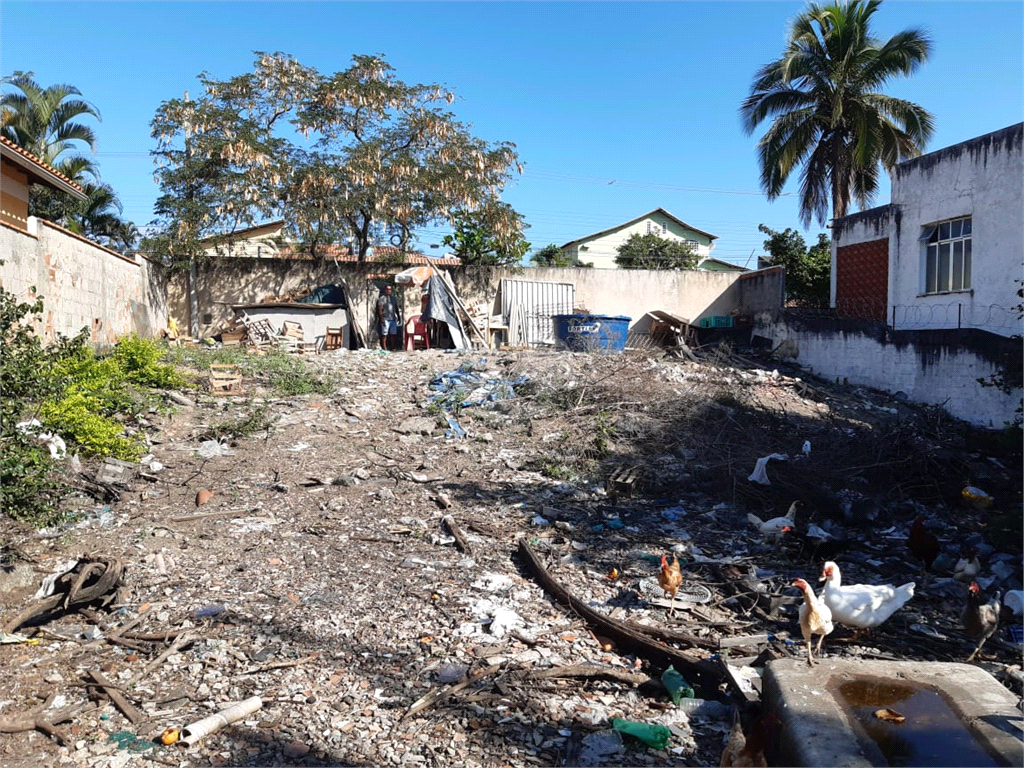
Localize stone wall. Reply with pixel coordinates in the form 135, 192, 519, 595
0, 218, 168, 348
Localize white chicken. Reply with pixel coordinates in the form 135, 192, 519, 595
819, 561, 915, 631
747, 501, 802, 541
953, 547, 981, 582
792, 577, 833, 665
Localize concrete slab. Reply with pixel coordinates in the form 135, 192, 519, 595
762, 658, 1024, 767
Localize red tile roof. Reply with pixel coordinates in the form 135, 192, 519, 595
276, 243, 461, 266
0, 135, 85, 196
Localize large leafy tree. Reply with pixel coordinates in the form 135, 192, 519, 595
615, 233, 698, 270
740, 0, 934, 227
149, 52, 524, 269
1, 72, 136, 251
442, 201, 530, 267
530, 244, 574, 268
759, 224, 831, 305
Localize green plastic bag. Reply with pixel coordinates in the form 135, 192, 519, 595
610, 717, 672, 749
661, 665, 695, 704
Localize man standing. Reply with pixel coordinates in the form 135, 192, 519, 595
376, 284, 399, 350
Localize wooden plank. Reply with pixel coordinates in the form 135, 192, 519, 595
87, 670, 146, 724
717, 633, 770, 649
439, 270, 488, 347
338, 280, 366, 349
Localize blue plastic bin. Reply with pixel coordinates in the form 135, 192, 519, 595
552, 314, 631, 352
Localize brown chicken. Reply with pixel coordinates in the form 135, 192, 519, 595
907, 515, 941, 571
962, 581, 1001, 662
658, 554, 683, 616
720, 702, 776, 767
793, 577, 834, 665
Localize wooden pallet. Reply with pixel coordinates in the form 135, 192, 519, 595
209, 364, 243, 395
606, 466, 642, 500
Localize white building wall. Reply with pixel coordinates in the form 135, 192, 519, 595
761, 317, 1020, 429
890, 124, 1023, 337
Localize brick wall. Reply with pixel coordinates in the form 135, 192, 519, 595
835, 237, 888, 320
0, 218, 167, 348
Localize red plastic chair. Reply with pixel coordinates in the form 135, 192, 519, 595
405, 314, 430, 351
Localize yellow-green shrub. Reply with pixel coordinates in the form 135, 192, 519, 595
39, 392, 145, 460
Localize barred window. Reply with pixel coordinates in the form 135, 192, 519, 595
922, 216, 971, 293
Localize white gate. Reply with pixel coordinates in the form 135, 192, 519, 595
499, 279, 575, 347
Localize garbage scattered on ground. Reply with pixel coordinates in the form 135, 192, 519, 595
1, 348, 1020, 768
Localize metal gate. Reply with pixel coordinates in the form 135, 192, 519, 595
499, 279, 575, 347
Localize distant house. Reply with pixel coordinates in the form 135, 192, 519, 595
832, 122, 1023, 336
696, 256, 749, 273
200, 220, 461, 265
560, 208, 717, 269
0, 135, 86, 233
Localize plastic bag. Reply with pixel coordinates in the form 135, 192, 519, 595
747, 453, 788, 485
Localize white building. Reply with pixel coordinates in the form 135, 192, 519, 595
832, 122, 1023, 338
560, 208, 717, 270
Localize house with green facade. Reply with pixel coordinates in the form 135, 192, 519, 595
559, 207, 718, 269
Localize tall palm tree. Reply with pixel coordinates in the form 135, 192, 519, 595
2, 72, 134, 247
1, 71, 100, 167
740, 0, 934, 227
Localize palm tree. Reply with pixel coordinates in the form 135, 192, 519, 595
2, 72, 135, 247
740, 0, 934, 227
1, 71, 100, 167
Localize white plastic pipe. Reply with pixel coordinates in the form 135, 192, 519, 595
181, 696, 262, 747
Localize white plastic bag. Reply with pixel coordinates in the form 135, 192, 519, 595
747, 453, 788, 485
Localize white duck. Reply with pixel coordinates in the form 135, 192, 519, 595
819, 561, 915, 630
747, 500, 802, 541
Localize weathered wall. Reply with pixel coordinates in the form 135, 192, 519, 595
0, 218, 168, 348
166, 259, 397, 340
760, 314, 1022, 428
169, 258, 786, 340
891, 123, 1022, 336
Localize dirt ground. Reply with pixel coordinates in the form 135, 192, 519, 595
1, 344, 1022, 768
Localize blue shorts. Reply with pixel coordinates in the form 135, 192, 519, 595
379, 320, 397, 336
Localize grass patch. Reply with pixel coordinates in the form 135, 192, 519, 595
198, 403, 278, 442
161, 345, 338, 396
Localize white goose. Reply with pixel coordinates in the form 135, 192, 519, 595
819, 561, 915, 630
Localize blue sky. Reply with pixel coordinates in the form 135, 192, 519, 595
2, 0, 1021, 265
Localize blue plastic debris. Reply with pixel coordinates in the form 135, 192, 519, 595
427, 361, 529, 438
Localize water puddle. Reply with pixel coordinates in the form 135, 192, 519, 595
835, 677, 999, 767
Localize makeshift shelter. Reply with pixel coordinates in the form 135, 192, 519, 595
421, 273, 470, 349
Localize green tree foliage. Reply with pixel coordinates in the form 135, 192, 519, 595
1, 72, 137, 252
0, 281, 185, 525
614, 233, 698, 270
740, 0, 934, 227
759, 223, 831, 305
1, 285, 69, 524
442, 201, 530, 267
148, 52, 524, 269
530, 244, 575, 268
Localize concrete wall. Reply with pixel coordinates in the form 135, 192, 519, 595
169, 258, 787, 340
0, 218, 168, 348
760, 314, 1022, 428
